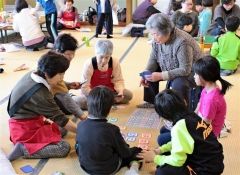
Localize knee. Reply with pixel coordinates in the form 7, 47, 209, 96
60, 141, 71, 157
122, 89, 133, 104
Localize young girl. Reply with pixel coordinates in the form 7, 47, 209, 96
171, 0, 199, 36
138, 89, 224, 175
194, 55, 232, 137
58, 0, 80, 30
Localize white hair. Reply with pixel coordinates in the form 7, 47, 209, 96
95, 40, 113, 56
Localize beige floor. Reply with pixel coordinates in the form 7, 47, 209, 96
0, 27, 240, 175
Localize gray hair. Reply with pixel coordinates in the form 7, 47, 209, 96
146, 13, 174, 35
95, 40, 113, 56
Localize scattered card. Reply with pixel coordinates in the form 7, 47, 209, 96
127, 132, 138, 137
125, 137, 136, 142
141, 133, 152, 139
139, 138, 149, 144
138, 144, 149, 150
20, 165, 34, 173
108, 117, 118, 123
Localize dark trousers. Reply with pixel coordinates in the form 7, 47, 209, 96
156, 164, 190, 175
96, 13, 113, 35
143, 76, 194, 105
157, 126, 171, 146
45, 12, 58, 43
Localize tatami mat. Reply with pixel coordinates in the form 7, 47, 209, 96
0, 27, 240, 175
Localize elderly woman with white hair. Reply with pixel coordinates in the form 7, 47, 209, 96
80, 39, 132, 106
138, 13, 202, 110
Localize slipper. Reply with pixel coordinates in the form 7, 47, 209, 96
14, 64, 29, 72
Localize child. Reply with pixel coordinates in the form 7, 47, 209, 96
13, 0, 51, 51
194, 55, 232, 137
51, 34, 87, 119
34, 0, 58, 43
171, 0, 199, 36
195, 0, 204, 13
57, 0, 80, 30
175, 13, 193, 34
132, 0, 160, 25
94, 0, 116, 38
76, 86, 142, 174
138, 89, 224, 175
208, 0, 240, 36
198, 0, 213, 36
211, 15, 240, 76
80, 39, 133, 107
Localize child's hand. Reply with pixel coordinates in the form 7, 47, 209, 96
68, 82, 81, 89
137, 150, 155, 163
43, 117, 53, 124
154, 147, 161, 155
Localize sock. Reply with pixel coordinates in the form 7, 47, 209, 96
7, 143, 24, 161
124, 161, 140, 175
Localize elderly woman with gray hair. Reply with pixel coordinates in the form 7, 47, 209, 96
80, 39, 132, 106
138, 13, 202, 109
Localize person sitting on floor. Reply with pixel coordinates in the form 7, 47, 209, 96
13, 0, 52, 51
76, 86, 142, 175
175, 13, 193, 34
211, 15, 240, 76
132, 0, 160, 25
79, 39, 133, 108
57, 0, 80, 30
52, 33, 87, 118
138, 89, 224, 175
7, 51, 76, 161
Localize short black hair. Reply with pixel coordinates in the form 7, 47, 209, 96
15, 0, 28, 13
53, 34, 78, 53
175, 14, 193, 30
221, 0, 235, 5
195, 0, 202, 6
172, 0, 182, 11
87, 86, 114, 119
193, 55, 232, 94
154, 89, 189, 124
37, 51, 70, 78
226, 15, 240, 32
202, 0, 213, 7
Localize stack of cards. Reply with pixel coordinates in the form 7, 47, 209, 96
138, 133, 152, 150
125, 132, 138, 142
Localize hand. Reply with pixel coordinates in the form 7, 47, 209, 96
137, 150, 156, 163
139, 78, 149, 87
145, 72, 162, 82
43, 117, 53, 124
68, 82, 81, 89
114, 91, 124, 103
79, 113, 87, 120
154, 147, 161, 155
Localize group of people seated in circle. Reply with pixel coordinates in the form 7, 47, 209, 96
6, 7, 238, 173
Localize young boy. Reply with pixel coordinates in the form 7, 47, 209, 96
51, 34, 87, 120
80, 39, 133, 107
76, 86, 142, 174
211, 15, 240, 76
175, 13, 193, 34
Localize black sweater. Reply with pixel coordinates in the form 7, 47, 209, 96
76, 118, 131, 175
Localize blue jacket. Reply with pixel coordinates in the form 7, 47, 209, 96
96, 0, 112, 14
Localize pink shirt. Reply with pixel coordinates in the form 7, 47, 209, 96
198, 88, 226, 137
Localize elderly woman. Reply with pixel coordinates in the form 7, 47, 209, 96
78, 39, 132, 107
7, 51, 77, 161
138, 13, 201, 109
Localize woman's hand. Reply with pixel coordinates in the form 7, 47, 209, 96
114, 91, 124, 103
139, 78, 149, 87
137, 150, 156, 163
68, 82, 81, 89
43, 117, 53, 124
145, 72, 163, 82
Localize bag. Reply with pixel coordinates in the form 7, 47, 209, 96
117, 8, 126, 22
87, 6, 97, 25
131, 27, 145, 37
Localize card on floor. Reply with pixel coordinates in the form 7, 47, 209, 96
108, 117, 118, 123
139, 138, 149, 144
138, 144, 149, 150
141, 133, 152, 139
20, 165, 34, 173
127, 132, 138, 137
125, 137, 136, 142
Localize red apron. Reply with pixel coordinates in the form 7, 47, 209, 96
9, 116, 61, 155
62, 9, 80, 28
90, 57, 115, 91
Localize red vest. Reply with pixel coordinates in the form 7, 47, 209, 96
9, 116, 61, 155
90, 57, 115, 91
62, 8, 80, 28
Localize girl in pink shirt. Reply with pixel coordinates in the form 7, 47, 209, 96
193, 55, 232, 137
